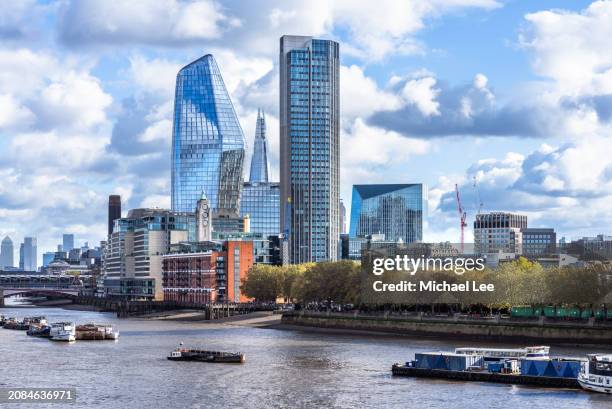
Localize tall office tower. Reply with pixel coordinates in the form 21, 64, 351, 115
196, 192, 212, 242
1, 236, 14, 269
62, 234, 75, 252
171, 54, 246, 216
339, 199, 347, 235
249, 109, 270, 183
23, 236, 37, 271
280, 35, 340, 263
474, 212, 528, 255
240, 110, 280, 238
19, 243, 24, 269
108, 195, 122, 235
349, 184, 426, 244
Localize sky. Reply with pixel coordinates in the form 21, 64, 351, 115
1, 0, 611, 266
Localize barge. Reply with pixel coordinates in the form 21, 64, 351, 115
167, 347, 245, 363
392, 364, 580, 388
75, 323, 119, 340
392, 348, 583, 390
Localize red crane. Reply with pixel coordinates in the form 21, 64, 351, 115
455, 184, 467, 253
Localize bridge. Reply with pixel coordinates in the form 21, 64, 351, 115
0, 275, 84, 306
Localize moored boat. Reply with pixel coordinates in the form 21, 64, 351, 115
27, 323, 51, 337
49, 322, 76, 342
167, 347, 245, 363
3, 316, 47, 331
578, 354, 612, 394
75, 323, 119, 340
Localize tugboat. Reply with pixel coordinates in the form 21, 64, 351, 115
49, 322, 76, 342
167, 344, 245, 363
27, 323, 51, 338
578, 354, 612, 394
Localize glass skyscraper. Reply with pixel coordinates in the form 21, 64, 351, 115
240, 109, 280, 238
280, 36, 340, 263
349, 184, 426, 244
171, 54, 246, 215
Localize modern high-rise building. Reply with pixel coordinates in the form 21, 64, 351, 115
280, 35, 340, 263
339, 199, 347, 235
108, 195, 121, 235
349, 184, 426, 244
1, 236, 14, 269
63, 234, 74, 252
19, 243, 24, 270
474, 212, 527, 255
22, 237, 37, 271
43, 251, 56, 267
249, 109, 269, 183
171, 54, 246, 218
240, 109, 280, 238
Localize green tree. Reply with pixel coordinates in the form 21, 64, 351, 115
240, 264, 283, 302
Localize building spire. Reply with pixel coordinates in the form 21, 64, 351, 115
248, 108, 269, 183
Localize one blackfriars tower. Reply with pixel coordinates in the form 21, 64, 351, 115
171, 54, 246, 216
280, 36, 340, 263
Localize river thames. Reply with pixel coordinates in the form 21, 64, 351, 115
1, 303, 611, 409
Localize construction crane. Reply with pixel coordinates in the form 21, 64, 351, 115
455, 184, 467, 253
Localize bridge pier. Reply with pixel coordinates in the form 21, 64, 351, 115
0, 289, 4, 307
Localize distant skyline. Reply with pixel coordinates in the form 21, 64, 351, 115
0, 1, 611, 266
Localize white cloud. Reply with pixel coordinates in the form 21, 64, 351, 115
0, 94, 34, 130
522, 1, 612, 96
59, 0, 237, 46
340, 65, 401, 123
400, 76, 441, 117
432, 136, 612, 239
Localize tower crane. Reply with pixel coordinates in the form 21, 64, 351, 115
455, 184, 467, 253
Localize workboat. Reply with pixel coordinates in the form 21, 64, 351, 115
167, 347, 245, 363
455, 346, 550, 362
49, 322, 76, 342
76, 323, 119, 340
578, 354, 612, 394
27, 323, 51, 337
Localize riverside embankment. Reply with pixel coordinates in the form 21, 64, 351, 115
281, 311, 612, 345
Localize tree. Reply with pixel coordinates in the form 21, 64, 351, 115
240, 265, 283, 302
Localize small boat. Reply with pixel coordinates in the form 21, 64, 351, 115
49, 322, 76, 342
167, 346, 245, 363
27, 323, 51, 338
578, 354, 612, 394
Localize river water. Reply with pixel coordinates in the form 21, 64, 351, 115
1, 302, 612, 409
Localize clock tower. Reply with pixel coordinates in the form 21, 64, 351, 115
196, 191, 212, 242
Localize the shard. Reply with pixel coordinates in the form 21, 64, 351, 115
171, 54, 246, 214
249, 109, 269, 183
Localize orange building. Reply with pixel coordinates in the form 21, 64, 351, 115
222, 240, 254, 303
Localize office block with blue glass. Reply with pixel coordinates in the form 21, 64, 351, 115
349, 184, 425, 244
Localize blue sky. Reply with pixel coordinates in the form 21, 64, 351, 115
1, 0, 612, 265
